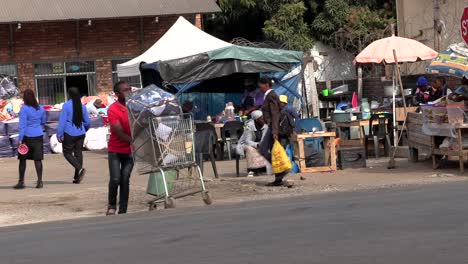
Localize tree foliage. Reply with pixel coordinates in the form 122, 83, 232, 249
312, 0, 394, 53
263, 2, 314, 51
204, 0, 395, 53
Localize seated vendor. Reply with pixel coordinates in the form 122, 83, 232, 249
427, 76, 447, 102
236, 110, 271, 177
433, 76, 452, 97
414, 76, 430, 105
239, 79, 259, 116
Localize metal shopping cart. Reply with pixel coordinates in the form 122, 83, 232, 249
131, 111, 212, 210
126, 86, 212, 210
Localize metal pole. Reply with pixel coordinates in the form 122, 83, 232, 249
357, 65, 363, 101
301, 67, 311, 118
433, 0, 441, 52
392, 69, 397, 147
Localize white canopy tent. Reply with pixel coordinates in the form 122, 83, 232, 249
117, 16, 233, 77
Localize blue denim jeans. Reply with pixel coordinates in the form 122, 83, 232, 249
108, 152, 134, 214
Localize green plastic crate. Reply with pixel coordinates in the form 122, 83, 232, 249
146, 170, 177, 197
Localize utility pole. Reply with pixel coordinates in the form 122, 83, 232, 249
433, 0, 441, 51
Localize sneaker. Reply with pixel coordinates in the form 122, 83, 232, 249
247, 171, 255, 177
13, 182, 25, 189
74, 168, 86, 184
283, 180, 294, 188
266, 181, 284, 187
265, 180, 294, 188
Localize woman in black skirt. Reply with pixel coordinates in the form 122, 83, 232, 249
14, 89, 46, 189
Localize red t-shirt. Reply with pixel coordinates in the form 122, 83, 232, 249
107, 101, 132, 154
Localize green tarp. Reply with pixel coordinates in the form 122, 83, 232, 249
208, 46, 303, 63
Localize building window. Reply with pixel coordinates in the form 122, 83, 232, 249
111, 60, 142, 88
0, 64, 18, 88
34, 61, 96, 105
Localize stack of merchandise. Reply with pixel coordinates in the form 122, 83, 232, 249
4, 120, 19, 156
43, 133, 51, 154
0, 75, 19, 121
0, 135, 13, 158
127, 84, 182, 173
42, 105, 61, 153
0, 118, 19, 158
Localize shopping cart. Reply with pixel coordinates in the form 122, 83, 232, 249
132, 113, 212, 210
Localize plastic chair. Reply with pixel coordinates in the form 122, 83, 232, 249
195, 122, 221, 160
194, 130, 218, 178
221, 121, 244, 176
365, 113, 393, 158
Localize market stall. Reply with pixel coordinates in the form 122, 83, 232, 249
148, 45, 303, 120
323, 32, 439, 165
117, 16, 304, 121
407, 42, 468, 173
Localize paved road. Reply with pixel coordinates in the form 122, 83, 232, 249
2, 182, 468, 264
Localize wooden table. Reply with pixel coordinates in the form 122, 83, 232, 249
407, 112, 468, 174
431, 124, 468, 173
335, 120, 373, 147
290, 132, 337, 173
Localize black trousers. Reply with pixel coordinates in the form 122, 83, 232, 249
108, 152, 134, 214
62, 133, 85, 179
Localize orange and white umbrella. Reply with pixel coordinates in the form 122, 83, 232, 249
354, 35, 438, 64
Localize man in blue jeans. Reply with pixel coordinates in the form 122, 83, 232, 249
106, 81, 133, 215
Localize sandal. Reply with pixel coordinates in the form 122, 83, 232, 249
106, 208, 116, 216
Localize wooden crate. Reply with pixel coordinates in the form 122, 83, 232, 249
396, 107, 418, 122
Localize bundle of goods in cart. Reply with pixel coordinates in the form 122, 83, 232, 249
127, 84, 211, 210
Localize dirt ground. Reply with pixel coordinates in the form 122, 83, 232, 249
0, 151, 467, 227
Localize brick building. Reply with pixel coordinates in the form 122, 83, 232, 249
0, 0, 219, 105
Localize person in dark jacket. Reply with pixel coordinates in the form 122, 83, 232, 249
258, 77, 292, 187
14, 89, 46, 189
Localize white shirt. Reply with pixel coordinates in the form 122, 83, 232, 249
264, 89, 273, 100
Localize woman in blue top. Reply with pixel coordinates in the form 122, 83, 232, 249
57, 87, 90, 184
14, 89, 46, 189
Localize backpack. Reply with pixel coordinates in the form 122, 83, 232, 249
278, 111, 295, 137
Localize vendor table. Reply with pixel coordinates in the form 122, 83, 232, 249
291, 132, 337, 173
407, 112, 468, 174
335, 120, 376, 147
431, 124, 468, 173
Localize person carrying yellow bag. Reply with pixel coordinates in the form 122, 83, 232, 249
258, 77, 293, 187
271, 140, 292, 174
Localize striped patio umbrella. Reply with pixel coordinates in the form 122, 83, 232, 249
428, 43, 468, 78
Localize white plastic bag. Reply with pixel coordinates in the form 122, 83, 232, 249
84, 127, 108, 150
50, 134, 63, 154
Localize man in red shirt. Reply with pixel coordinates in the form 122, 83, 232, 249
106, 81, 133, 215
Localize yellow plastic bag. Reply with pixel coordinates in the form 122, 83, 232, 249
271, 140, 292, 174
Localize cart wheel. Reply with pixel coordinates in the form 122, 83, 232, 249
164, 197, 176, 209
148, 203, 158, 211
202, 191, 213, 205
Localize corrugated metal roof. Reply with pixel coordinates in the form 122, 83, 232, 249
0, 0, 220, 23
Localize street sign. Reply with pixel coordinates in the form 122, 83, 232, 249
462, 6, 468, 45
